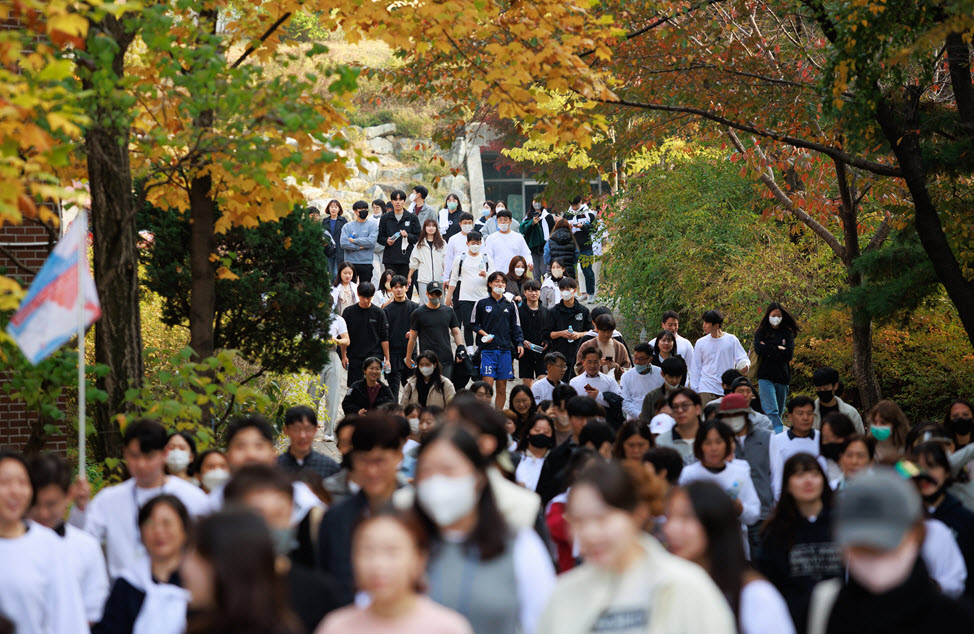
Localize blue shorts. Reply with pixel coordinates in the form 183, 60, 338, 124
480, 349, 514, 380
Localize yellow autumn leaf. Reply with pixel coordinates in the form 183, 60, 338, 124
48, 12, 88, 37
216, 266, 239, 280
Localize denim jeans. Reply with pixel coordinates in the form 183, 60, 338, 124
758, 379, 788, 432
579, 249, 596, 296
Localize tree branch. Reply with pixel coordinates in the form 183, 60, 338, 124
578, 0, 728, 58
0, 243, 38, 276
726, 129, 847, 260
230, 12, 292, 69
599, 96, 903, 177
865, 213, 892, 253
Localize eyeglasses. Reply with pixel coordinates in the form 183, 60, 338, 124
671, 403, 694, 411
551, 364, 567, 370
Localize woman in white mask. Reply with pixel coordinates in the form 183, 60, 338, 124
195, 449, 230, 494
539, 260, 565, 309
165, 432, 197, 485
95, 495, 192, 634
414, 426, 555, 634
400, 351, 456, 409
752, 302, 799, 434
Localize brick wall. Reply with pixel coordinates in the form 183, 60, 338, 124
0, 221, 67, 453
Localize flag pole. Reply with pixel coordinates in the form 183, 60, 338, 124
76, 211, 86, 477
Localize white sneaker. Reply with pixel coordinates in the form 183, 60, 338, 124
324, 434, 335, 443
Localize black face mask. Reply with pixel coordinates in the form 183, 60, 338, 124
528, 433, 554, 449
817, 389, 834, 403
949, 417, 974, 437
820, 442, 842, 463
921, 482, 947, 506
357, 209, 370, 219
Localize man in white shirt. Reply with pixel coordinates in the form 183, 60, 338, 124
484, 208, 533, 275
569, 347, 621, 408
532, 351, 569, 403
769, 395, 825, 500
689, 309, 748, 405
445, 229, 491, 349
84, 419, 209, 579
308, 313, 350, 442
28, 453, 109, 624
442, 212, 475, 284
620, 343, 664, 420
648, 310, 695, 378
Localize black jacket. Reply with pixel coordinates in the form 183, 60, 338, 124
384, 299, 418, 354
548, 227, 577, 270
317, 491, 370, 606
517, 302, 548, 348
443, 208, 464, 240
472, 294, 523, 351
323, 215, 348, 257
543, 301, 591, 373
932, 492, 974, 599
536, 436, 577, 506
754, 327, 795, 385
341, 379, 394, 415
376, 211, 420, 265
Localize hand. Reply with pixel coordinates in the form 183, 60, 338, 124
523, 340, 533, 348
342, 356, 349, 370
358, 408, 367, 415
387, 237, 396, 246
478, 270, 487, 277
348, 237, 356, 243
400, 229, 407, 237
732, 498, 744, 516
406, 357, 415, 369
384, 360, 392, 373
584, 386, 599, 399
777, 345, 786, 350
445, 297, 453, 307
70, 476, 91, 511
571, 331, 583, 340
532, 216, 540, 224
482, 334, 494, 343
517, 346, 524, 358
514, 295, 522, 303
405, 332, 411, 340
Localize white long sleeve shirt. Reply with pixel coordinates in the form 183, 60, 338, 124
63, 523, 110, 623
569, 371, 621, 408
620, 366, 664, 420
689, 332, 748, 394
679, 460, 761, 527
484, 229, 532, 274
442, 232, 470, 283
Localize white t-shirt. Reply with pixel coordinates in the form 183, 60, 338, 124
739, 579, 795, 634
689, 333, 748, 394
63, 523, 110, 623
922, 518, 968, 598
769, 430, 826, 500
620, 366, 664, 420
679, 460, 761, 527
515, 451, 547, 493
329, 315, 348, 341
0, 521, 88, 634
569, 371, 621, 408
449, 252, 490, 302
484, 229, 531, 274
531, 377, 562, 404
442, 232, 469, 283
85, 476, 210, 579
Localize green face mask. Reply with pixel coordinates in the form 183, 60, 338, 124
870, 425, 892, 442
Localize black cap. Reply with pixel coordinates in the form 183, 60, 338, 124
426, 281, 444, 296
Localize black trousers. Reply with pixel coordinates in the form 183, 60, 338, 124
456, 300, 476, 347
352, 263, 374, 286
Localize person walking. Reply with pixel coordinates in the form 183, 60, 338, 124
438, 193, 466, 241
520, 198, 547, 276
322, 199, 348, 279
340, 201, 380, 285
689, 309, 749, 406
446, 230, 491, 349
377, 189, 421, 280
484, 208, 532, 277
753, 302, 798, 433
383, 275, 419, 401
472, 271, 525, 410
408, 218, 446, 303
341, 282, 391, 387
405, 281, 466, 380
544, 219, 578, 279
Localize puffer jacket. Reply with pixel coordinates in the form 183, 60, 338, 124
548, 227, 577, 270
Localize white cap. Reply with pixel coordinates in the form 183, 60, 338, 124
649, 413, 676, 435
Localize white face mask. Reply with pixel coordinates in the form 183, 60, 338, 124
496, 207, 505, 213
491, 285, 506, 295
514, 267, 525, 276
498, 222, 510, 232
166, 448, 192, 473
469, 244, 481, 254
769, 316, 783, 326
409, 192, 417, 201
724, 415, 747, 433
846, 540, 920, 594
416, 474, 478, 527
419, 365, 435, 377
561, 289, 574, 301
408, 417, 421, 434
533, 202, 542, 210
551, 269, 563, 279
201, 468, 230, 492
460, 223, 473, 234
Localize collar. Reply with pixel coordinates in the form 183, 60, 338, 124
788, 428, 816, 441
54, 522, 67, 537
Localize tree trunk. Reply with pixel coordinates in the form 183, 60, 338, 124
83, 17, 142, 463
189, 173, 217, 361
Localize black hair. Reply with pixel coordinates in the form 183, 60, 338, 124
680, 481, 748, 624
385, 201, 394, 212
590, 306, 612, 322
661, 310, 680, 324
787, 395, 815, 412
692, 420, 735, 462
371, 199, 385, 210
642, 447, 684, 484
414, 425, 507, 561
224, 464, 294, 504
362, 356, 384, 373
821, 412, 856, 439
544, 351, 567, 367
415, 350, 445, 391
557, 276, 578, 291
284, 405, 317, 428
660, 356, 688, 379
458, 212, 474, 223
391, 275, 408, 288
351, 414, 404, 453
522, 278, 541, 292
336, 416, 357, 437
912, 442, 953, 482
225, 415, 275, 447
352, 200, 369, 211
470, 380, 494, 397
667, 387, 702, 409
390, 189, 407, 201
551, 384, 578, 408
138, 494, 190, 535
756, 302, 800, 335
812, 366, 840, 387
487, 271, 507, 285
186, 509, 298, 634
377, 269, 394, 291
721, 369, 742, 389
466, 230, 483, 243
580, 347, 602, 360
420, 218, 445, 249
613, 420, 655, 459
516, 412, 554, 452
702, 309, 724, 326
905, 422, 952, 451
413, 185, 428, 199
450, 398, 509, 459
123, 419, 168, 453
403, 403, 422, 418
495, 208, 513, 220
569, 195, 583, 205
357, 281, 376, 298
334, 261, 356, 287
28, 452, 71, 493
195, 448, 227, 476
445, 193, 463, 212
507, 385, 538, 436
729, 376, 754, 394
594, 314, 616, 332
168, 430, 198, 461
566, 395, 605, 419
761, 453, 832, 545
840, 434, 877, 460
652, 330, 677, 360
579, 419, 615, 449
572, 459, 641, 512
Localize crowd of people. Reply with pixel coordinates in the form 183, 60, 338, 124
3, 187, 974, 634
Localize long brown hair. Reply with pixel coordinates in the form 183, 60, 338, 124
420, 218, 445, 249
